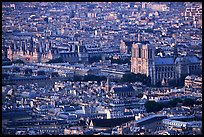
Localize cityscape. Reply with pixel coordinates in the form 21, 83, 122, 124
2, 2, 202, 135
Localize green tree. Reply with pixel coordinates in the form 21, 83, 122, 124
12, 59, 25, 64
89, 56, 102, 63
165, 98, 182, 108
144, 101, 163, 113
73, 75, 82, 81
182, 98, 195, 106
24, 68, 32, 76
47, 57, 64, 63
121, 72, 150, 85
37, 70, 45, 76
137, 93, 144, 98
84, 74, 106, 82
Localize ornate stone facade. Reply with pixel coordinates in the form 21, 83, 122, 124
131, 43, 201, 85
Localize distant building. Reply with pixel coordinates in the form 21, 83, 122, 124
184, 3, 202, 28
110, 85, 138, 97
59, 51, 79, 63
59, 45, 88, 64
135, 114, 167, 132
163, 116, 202, 129
185, 75, 202, 90
64, 127, 84, 135
120, 40, 135, 54
131, 41, 201, 85
7, 37, 53, 63
88, 117, 135, 130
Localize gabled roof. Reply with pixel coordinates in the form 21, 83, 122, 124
185, 55, 200, 63
155, 56, 174, 65
175, 55, 200, 64
155, 55, 200, 66
112, 86, 135, 93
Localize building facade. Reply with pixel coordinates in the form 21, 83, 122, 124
131, 42, 201, 85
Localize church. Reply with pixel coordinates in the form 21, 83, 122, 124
131, 34, 201, 85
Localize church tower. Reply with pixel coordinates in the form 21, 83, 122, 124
131, 42, 156, 85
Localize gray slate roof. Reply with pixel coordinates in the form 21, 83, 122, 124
185, 56, 200, 63
155, 57, 174, 65
155, 55, 200, 65
113, 86, 135, 93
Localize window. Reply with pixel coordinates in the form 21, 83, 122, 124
133, 48, 137, 58
143, 49, 145, 58
149, 49, 152, 59
139, 47, 141, 58
139, 66, 141, 72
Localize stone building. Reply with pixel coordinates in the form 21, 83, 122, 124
7, 37, 53, 63
131, 41, 201, 85
59, 45, 88, 64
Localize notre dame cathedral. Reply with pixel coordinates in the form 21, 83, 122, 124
131, 34, 201, 85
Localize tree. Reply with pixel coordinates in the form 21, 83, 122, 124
144, 101, 163, 113
73, 75, 83, 82
137, 93, 143, 98
89, 56, 102, 63
37, 70, 46, 76
84, 74, 106, 82
182, 98, 195, 106
165, 98, 182, 108
120, 72, 150, 85
105, 56, 131, 65
194, 100, 202, 105
47, 57, 64, 63
51, 72, 59, 77
13, 67, 20, 72
25, 68, 32, 76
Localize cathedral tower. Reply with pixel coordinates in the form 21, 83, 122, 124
131, 42, 156, 85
